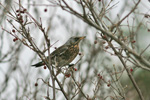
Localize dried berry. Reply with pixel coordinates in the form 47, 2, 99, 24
20, 10, 24, 13
100, 76, 103, 79
78, 53, 82, 55
43, 65, 47, 69
144, 14, 149, 18
12, 29, 15, 33
94, 40, 97, 44
105, 46, 109, 49
16, 10, 19, 13
23, 9, 27, 12
17, 13, 20, 16
65, 74, 71, 78
102, 35, 107, 39
13, 38, 18, 42
107, 84, 110, 87
35, 83, 38, 86
74, 68, 77, 71
130, 68, 133, 72
131, 40, 136, 43
44, 8, 47, 12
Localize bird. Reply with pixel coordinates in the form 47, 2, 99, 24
32, 36, 86, 68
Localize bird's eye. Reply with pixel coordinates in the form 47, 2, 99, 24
74, 38, 79, 41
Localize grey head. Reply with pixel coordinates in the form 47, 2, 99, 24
65, 36, 86, 45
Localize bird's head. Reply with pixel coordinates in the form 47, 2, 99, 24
65, 36, 86, 45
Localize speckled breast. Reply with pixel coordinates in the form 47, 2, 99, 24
57, 44, 79, 67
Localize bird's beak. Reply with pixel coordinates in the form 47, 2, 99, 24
79, 36, 86, 40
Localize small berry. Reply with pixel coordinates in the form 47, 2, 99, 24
105, 46, 109, 49
78, 53, 82, 55
131, 40, 136, 43
102, 35, 107, 39
148, 29, 150, 32
16, 10, 19, 13
98, 74, 100, 77
23, 9, 27, 12
74, 68, 77, 71
13, 38, 16, 42
130, 68, 133, 72
100, 76, 103, 79
44, 8, 47, 12
54, 47, 57, 49
35, 83, 38, 86
94, 40, 97, 44
12, 29, 15, 33
17, 13, 20, 16
43, 65, 47, 69
16, 38, 18, 40
20, 10, 24, 13
65, 74, 71, 78
107, 84, 110, 87
13, 38, 18, 42
144, 14, 149, 18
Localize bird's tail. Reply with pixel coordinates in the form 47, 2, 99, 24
32, 61, 45, 67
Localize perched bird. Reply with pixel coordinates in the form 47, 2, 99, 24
32, 36, 86, 68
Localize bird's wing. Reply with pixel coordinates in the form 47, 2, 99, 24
51, 45, 68, 57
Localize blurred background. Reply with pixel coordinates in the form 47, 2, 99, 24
0, 0, 150, 100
